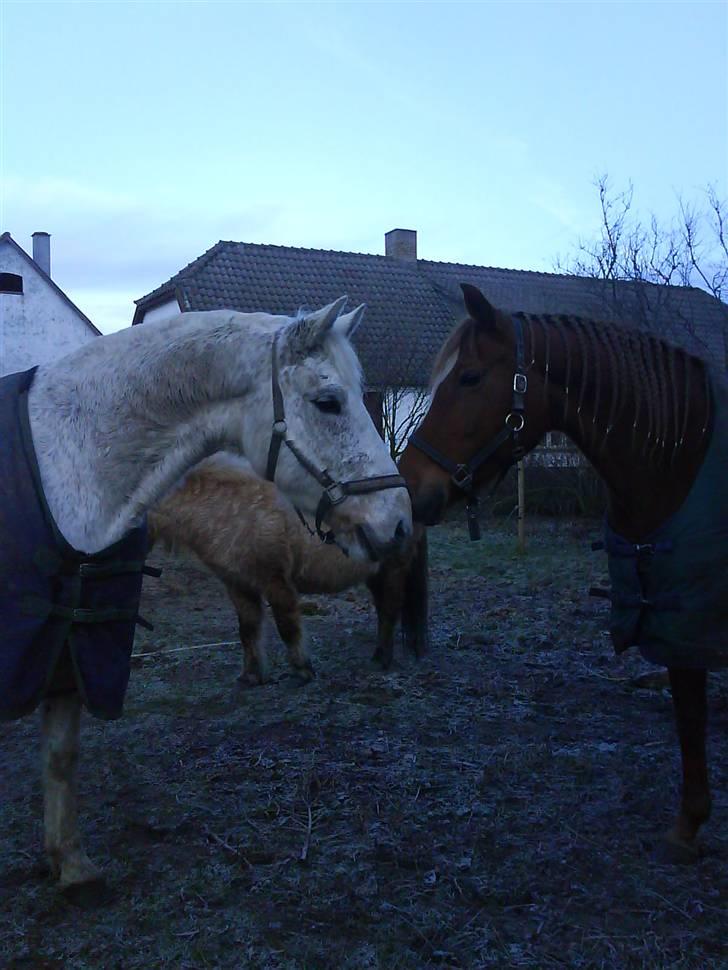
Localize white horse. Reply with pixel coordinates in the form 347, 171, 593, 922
3, 296, 411, 894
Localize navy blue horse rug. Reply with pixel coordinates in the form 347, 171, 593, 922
0, 368, 157, 721
596, 377, 728, 671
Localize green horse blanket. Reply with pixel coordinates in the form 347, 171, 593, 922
604, 375, 728, 669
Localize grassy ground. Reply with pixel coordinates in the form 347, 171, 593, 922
1, 516, 726, 969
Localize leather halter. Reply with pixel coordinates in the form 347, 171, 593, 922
408, 314, 528, 541
265, 331, 407, 544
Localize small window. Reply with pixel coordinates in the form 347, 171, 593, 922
0, 273, 23, 294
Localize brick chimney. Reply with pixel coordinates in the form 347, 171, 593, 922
32, 231, 51, 277
385, 228, 417, 262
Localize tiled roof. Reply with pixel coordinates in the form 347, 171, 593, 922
134, 240, 727, 386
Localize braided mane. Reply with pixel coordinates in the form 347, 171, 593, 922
513, 311, 712, 467
430, 308, 712, 469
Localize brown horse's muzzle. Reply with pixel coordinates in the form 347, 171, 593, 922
409, 484, 447, 525
399, 446, 451, 525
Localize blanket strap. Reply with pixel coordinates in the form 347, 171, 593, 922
20, 595, 139, 623
79, 559, 162, 579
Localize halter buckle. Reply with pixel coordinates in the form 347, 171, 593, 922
324, 481, 347, 507
272, 419, 287, 435
513, 373, 528, 394
452, 464, 473, 491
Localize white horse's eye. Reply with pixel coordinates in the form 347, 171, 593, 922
313, 396, 342, 416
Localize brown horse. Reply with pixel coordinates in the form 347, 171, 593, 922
400, 282, 726, 862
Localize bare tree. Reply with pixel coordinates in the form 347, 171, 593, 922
381, 383, 430, 462
558, 175, 727, 290
555, 175, 728, 357
679, 184, 728, 302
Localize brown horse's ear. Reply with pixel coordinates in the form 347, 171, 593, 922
460, 283, 497, 331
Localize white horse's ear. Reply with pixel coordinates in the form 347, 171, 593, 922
335, 303, 366, 338
289, 295, 349, 353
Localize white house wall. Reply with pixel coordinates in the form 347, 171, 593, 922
0, 244, 97, 377
140, 299, 180, 326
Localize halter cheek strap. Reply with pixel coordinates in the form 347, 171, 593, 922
265, 332, 407, 545
409, 314, 528, 541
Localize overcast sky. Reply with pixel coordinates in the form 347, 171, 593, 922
2, 0, 726, 333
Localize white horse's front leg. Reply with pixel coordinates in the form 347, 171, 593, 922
42, 691, 102, 889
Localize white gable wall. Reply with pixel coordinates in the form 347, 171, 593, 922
140, 298, 181, 326
0, 242, 97, 376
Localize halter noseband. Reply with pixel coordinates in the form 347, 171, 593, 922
265, 331, 407, 545
408, 314, 528, 541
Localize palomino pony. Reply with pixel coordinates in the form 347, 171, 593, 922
1, 297, 411, 893
400, 283, 726, 862
149, 456, 427, 683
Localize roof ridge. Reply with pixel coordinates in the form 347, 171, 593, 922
220, 239, 392, 260
169, 239, 228, 281
135, 238, 429, 307
417, 255, 701, 292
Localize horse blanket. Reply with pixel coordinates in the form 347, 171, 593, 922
603, 376, 728, 669
0, 367, 153, 721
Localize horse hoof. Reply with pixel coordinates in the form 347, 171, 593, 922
59, 870, 111, 908
236, 672, 265, 689
654, 834, 701, 865
371, 647, 393, 669
288, 665, 315, 687
631, 670, 670, 691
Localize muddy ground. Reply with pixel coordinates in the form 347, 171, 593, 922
1, 516, 726, 969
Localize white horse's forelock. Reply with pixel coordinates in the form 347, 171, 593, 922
323, 329, 363, 391
289, 305, 363, 391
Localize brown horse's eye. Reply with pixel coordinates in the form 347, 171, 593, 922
459, 371, 481, 387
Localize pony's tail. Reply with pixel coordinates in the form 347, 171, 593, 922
401, 525, 429, 658
146, 511, 182, 557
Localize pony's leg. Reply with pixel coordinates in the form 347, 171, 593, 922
228, 585, 269, 686
368, 530, 429, 669
662, 667, 711, 861
366, 568, 399, 669
42, 691, 103, 889
401, 528, 429, 660
266, 577, 314, 682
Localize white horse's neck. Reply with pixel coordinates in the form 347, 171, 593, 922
27, 311, 280, 553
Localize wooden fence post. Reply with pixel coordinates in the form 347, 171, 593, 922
517, 459, 526, 553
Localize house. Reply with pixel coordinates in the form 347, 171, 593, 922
0, 232, 100, 377
133, 229, 728, 447
133, 228, 728, 378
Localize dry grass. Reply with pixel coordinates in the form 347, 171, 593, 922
1, 517, 726, 969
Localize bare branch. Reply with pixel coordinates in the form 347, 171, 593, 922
557, 176, 727, 337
